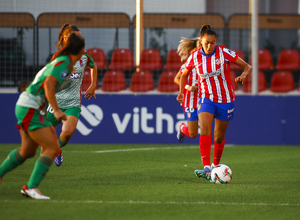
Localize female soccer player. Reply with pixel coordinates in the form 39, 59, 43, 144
42, 24, 97, 166
0, 33, 85, 199
176, 24, 252, 181
174, 37, 201, 142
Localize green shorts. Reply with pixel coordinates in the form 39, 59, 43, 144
15, 105, 53, 132
47, 106, 81, 126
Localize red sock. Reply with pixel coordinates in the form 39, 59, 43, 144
181, 125, 191, 138
199, 134, 212, 167
213, 139, 225, 165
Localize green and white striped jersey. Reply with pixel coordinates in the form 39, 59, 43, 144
55, 53, 95, 109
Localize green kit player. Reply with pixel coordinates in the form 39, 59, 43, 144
0, 33, 85, 199
41, 24, 97, 166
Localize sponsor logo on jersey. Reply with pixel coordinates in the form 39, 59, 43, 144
223, 48, 236, 58
201, 68, 222, 78
60, 71, 68, 79
69, 72, 82, 79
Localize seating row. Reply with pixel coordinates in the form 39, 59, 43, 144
87, 47, 300, 73
82, 69, 299, 93
86, 48, 183, 72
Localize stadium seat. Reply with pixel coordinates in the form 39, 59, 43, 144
229, 71, 239, 91
101, 70, 126, 92
163, 49, 183, 71
249, 49, 274, 71
82, 68, 99, 92
139, 49, 162, 71
108, 48, 134, 71
270, 71, 295, 93
230, 49, 245, 71
241, 71, 267, 92
86, 48, 107, 70
275, 49, 300, 71
129, 71, 154, 92
157, 71, 179, 92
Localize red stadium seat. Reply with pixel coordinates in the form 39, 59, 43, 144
82, 68, 99, 92
101, 70, 126, 92
249, 49, 274, 71
139, 49, 162, 71
86, 48, 107, 70
229, 71, 239, 91
108, 48, 134, 71
230, 49, 245, 71
275, 49, 300, 71
163, 49, 183, 71
270, 71, 295, 93
157, 71, 179, 92
241, 71, 267, 92
129, 71, 154, 92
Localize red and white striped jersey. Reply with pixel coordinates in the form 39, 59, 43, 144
180, 64, 198, 109
185, 45, 238, 103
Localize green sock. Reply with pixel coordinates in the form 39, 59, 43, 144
27, 156, 53, 189
0, 149, 25, 177
58, 137, 67, 148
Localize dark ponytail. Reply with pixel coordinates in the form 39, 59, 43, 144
55, 33, 85, 58
200, 24, 217, 38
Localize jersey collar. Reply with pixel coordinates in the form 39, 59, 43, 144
200, 45, 217, 57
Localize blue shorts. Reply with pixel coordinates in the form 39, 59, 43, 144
197, 98, 235, 121
184, 107, 198, 121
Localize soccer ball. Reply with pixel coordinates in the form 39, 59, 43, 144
211, 164, 232, 184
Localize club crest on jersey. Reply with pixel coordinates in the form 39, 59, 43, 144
80, 59, 83, 67
216, 59, 221, 65
60, 71, 68, 79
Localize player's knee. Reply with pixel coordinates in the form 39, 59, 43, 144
200, 128, 210, 135
214, 136, 224, 144
189, 131, 198, 138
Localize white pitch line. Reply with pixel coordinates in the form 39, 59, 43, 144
68, 145, 198, 153
69, 145, 232, 154
1, 199, 299, 207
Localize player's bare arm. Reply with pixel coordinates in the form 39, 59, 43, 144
234, 57, 252, 84
44, 75, 67, 121
84, 65, 97, 100
177, 68, 189, 103
174, 70, 181, 86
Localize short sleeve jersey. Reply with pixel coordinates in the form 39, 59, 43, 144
53, 52, 95, 109
16, 56, 73, 110
180, 64, 198, 109
185, 45, 238, 103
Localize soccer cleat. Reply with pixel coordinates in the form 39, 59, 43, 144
177, 123, 185, 143
195, 166, 212, 181
54, 149, 63, 167
21, 185, 50, 200
211, 163, 216, 170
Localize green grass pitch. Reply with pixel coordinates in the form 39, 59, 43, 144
0, 144, 299, 220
